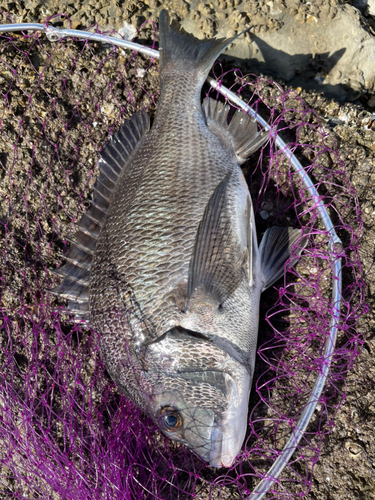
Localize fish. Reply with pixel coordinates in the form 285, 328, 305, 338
51, 10, 306, 468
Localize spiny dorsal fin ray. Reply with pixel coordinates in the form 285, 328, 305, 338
246, 195, 253, 287
186, 173, 245, 309
89, 109, 149, 230
51, 262, 90, 286
76, 214, 102, 239
50, 111, 150, 318
202, 97, 269, 164
64, 247, 92, 270
65, 300, 89, 322
93, 179, 112, 203
259, 226, 307, 292
97, 159, 118, 182
69, 314, 89, 323
90, 189, 111, 213
50, 278, 89, 302
65, 233, 95, 256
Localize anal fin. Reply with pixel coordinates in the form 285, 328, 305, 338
202, 97, 269, 164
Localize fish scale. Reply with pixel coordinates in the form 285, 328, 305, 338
92, 114, 236, 335
51, 10, 306, 467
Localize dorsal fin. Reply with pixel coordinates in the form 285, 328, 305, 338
185, 173, 245, 309
50, 110, 150, 322
202, 97, 269, 164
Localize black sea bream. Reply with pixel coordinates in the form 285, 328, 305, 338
52, 10, 305, 467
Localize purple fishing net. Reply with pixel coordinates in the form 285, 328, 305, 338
0, 17, 366, 500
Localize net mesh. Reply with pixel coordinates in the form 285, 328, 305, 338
0, 18, 366, 500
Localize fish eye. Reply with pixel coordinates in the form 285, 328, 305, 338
158, 406, 183, 432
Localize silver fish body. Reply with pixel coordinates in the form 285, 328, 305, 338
51, 10, 305, 467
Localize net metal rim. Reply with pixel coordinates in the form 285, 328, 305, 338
0, 22, 343, 499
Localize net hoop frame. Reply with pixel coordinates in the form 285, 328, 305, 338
0, 22, 343, 499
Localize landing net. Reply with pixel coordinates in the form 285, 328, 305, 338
0, 17, 366, 499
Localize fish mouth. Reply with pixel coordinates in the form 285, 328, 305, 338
208, 369, 251, 468
156, 367, 250, 468
209, 413, 248, 468
209, 425, 235, 467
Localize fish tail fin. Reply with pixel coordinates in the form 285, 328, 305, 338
259, 227, 307, 292
159, 10, 246, 79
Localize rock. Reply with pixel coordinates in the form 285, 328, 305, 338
149, 0, 375, 101
13, 0, 375, 100
185, 1, 375, 101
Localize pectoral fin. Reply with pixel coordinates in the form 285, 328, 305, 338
186, 173, 245, 309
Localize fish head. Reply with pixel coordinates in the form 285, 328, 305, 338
143, 327, 251, 467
